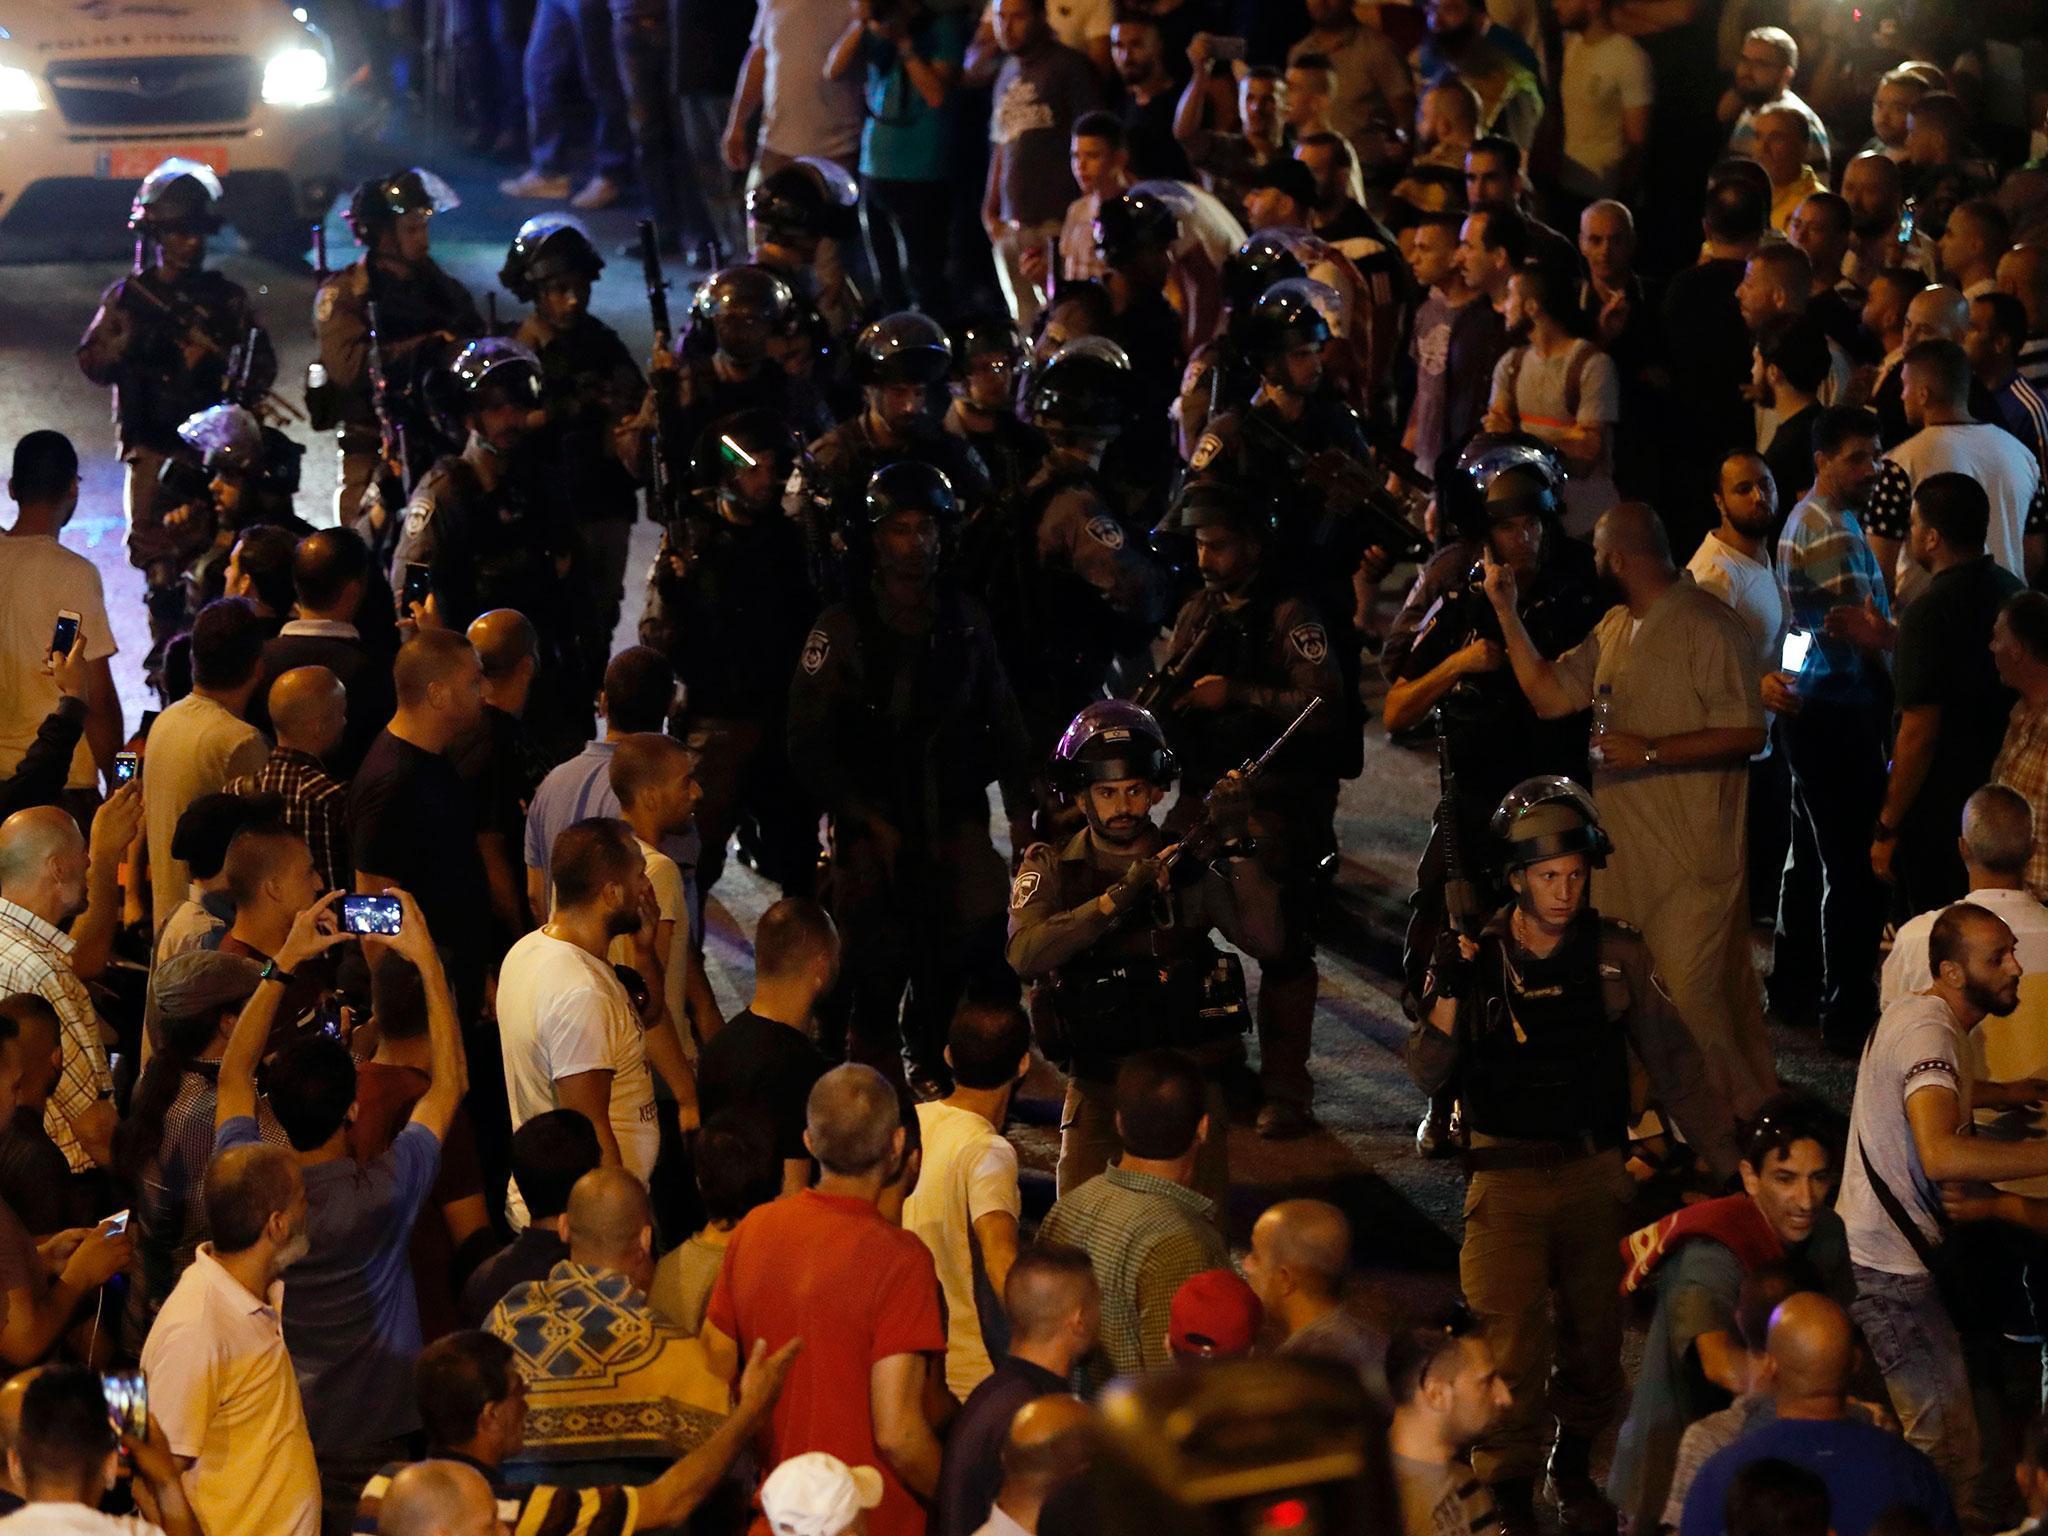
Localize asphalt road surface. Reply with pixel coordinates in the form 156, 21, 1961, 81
6, 138, 1852, 1325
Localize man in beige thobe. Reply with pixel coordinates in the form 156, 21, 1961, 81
1482, 503, 1777, 1116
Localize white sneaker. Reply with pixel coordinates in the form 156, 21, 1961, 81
499, 168, 572, 199
569, 174, 621, 211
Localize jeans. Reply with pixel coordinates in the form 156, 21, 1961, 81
443, 0, 526, 141
1772, 697, 1888, 1044
1851, 1264, 1986, 1519
524, 0, 632, 178
609, 0, 716, 243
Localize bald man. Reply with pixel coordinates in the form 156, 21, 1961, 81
1485, 503, 1774, 1116
1677, 1294, 1954, 1536
0, 1366, 46, 1507
229, 666, 351, 891
1882, 784, 2048, 1006
1841, 151, 1938, 290
1837, 903, 2048, 1519
1242, 1199, 1386, 1395
0, 806, 116, 1172
978, 1397, 1093, 1536
1871, 286, 2005, 454
482, 1169, 729, 1466
376, 1459, 505, 1536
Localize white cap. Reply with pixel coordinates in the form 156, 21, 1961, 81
760, 1453, 885, 1536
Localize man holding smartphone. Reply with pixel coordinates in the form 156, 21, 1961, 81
0, 432, 122, 799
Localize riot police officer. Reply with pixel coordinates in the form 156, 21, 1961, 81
642, 408, 821, 899
1382, 438, 1602, 1142
969, 337, 1166, 756
78, 158, 277, 652
162, 403, 309, 611
786, 461, 1034, 1096
668, 264, 833, 453
944, 314, 1046, 503
1008, 701, 1283, 1201
1152, 482, 1344, 1140
314, 168, 482, 531
501, 214, 646, 682
389, 339, 584, 747
746, 157, 868, 345
802, 313, 993, 594
1411, 778, 1738, 1536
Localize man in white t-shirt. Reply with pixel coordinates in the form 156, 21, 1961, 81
1553, 0, 1651, 203
722, 0, 864, 179
497, 818, 697, 1227
1869, 338, 2043, 606
903, 1001, 1028, 1400
1836, 903, 2048, 1520
605, 732, 711, 1051
1882, 785, 2048, 1008
0, 432, 120, 794
1688, 450, 1788, 678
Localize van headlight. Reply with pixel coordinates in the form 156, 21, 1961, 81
0, 66, 44, 113
261, 46, 330, 106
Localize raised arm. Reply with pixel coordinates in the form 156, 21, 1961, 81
1481, 558, 1589, 719
384, 890, 467, 1139
218, 891, 348, 1126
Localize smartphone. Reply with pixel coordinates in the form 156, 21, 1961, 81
1780, 629, 1813, 673
1209, 33, 1248, 60
314, 998, 345, 1040
402, 562, 432, 612
341, 893, 403, 936
104, 1209, 130, 1237
50, 609, 80, 657
112, 751, 139, 785
101, 1370, 147, 1441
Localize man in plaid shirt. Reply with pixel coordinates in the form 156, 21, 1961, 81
229, 667, 351, 893
1771, 406, 1893, 1053
0, 806, 116, 1173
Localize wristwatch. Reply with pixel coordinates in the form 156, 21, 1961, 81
258, 958, 295, 986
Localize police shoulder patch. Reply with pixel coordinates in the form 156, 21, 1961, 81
403, 495, 434, 539
799, 628, 831, 675
1190, 432, 1224, 472
1009, 869, 1043, 910
1083, 514, 1126, 550
314, 283, 339, 327
1288, 622, 1329, 664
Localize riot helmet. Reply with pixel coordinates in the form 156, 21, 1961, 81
1491, 776, 1611, 872
688, 265, 795, 362
345, 167, 459, 243
1241, 278, 1335, 370
746, 157, 860, 250
953, 313, 1024, 373
1026, 336, 1133, 433
1222, 231, 1307, 312
130, 158, 224, 233
429, 337, 542, 445
856, 312, 954, 387
1168, 476, 1272, 540
499, 214, 604, 301
864, 460, 957, 526
1094, 188, 1179, 269
1051, 700, 1178, 796
175, 403, 265, 475
692, 408, 804, 505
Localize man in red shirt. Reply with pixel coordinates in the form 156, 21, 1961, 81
706, 1064, 945, 1536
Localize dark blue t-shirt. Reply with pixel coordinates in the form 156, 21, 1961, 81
218, 1114, 441, 1451
1678, 1415, 1957, 1536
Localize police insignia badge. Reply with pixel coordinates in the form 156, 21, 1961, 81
800, 629, 830, 675
403, 498, 432, 538
1190, 432, 1223, 471
1083, 515, 1125, 550
1009, 870, 1041, 909
1288, 622, 1329, 663
314, 284, 337, 326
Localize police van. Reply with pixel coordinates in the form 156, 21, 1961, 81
0, 0, 342, 257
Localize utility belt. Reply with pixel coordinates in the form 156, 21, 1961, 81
1462, 1129, 1623, 1173
1041, 949, 1248, 1078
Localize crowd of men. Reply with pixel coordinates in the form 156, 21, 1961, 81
9, 0, 2048, 1534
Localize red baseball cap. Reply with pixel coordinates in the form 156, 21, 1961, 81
1169, 1269, 1263, 1359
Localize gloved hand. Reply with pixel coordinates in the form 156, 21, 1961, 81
1105, 854, 1166, 914
1428, 929, 1474, 1001
1202, 772, 1254, 844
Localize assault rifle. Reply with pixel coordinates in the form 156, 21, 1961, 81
637, 219, 679, 532
1163, 697, 1322, 876
1132, 604, 1221, 715
361, 253, 410, 513
1237, 410, 1430, 562
1430, 699, 1485, 938
126, 227, 301, 424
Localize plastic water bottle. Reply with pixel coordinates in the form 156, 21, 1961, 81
1590, 683, 1613, 765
